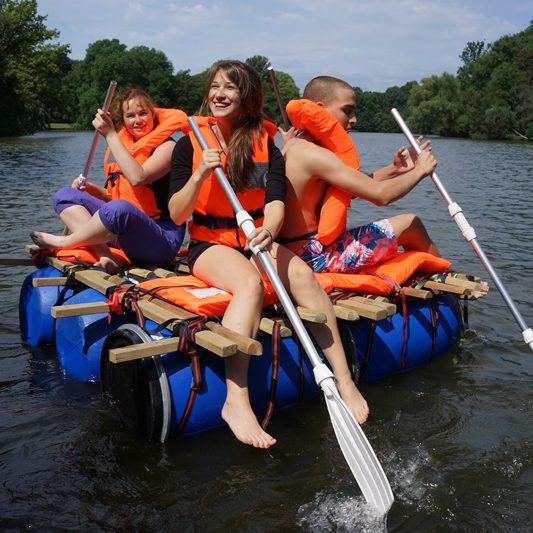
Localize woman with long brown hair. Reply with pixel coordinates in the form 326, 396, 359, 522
168, 60, 368, 449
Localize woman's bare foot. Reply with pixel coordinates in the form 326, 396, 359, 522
336, 378, 369, 425
222, 398, 277, 449
30, 231, 66, 250
95, 255, 124, 274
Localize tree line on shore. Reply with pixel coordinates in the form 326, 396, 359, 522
1, 0, 532, 140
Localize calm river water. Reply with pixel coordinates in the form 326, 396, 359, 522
0, 130, 532, 532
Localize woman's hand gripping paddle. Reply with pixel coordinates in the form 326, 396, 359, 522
77, 80, 118, 189
188, 117, 394, 515
391, 108, 533, 352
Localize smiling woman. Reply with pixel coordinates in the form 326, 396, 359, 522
30, 87, 187, 273
166, 60, 374, 451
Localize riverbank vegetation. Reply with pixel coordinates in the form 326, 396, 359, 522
1, 0, 531, 139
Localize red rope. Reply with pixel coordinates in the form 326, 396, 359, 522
261, 320, 280, 429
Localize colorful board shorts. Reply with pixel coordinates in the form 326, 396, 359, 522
297, 219, 399, 273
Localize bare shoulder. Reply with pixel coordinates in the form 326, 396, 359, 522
284, 137, 327, 160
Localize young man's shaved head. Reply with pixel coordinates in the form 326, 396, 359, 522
303, 76, 354, 104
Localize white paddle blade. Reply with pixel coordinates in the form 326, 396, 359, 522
320, 377, 394, 515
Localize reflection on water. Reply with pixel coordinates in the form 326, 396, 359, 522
1, 131, 532, 531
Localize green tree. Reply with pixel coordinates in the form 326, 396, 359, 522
0, 0, 71, 135
174, 68, 207, 114
406, 73, 464, 136
64, 39, 177, 128
456, 23, 533, 139
356, 82, 415, 132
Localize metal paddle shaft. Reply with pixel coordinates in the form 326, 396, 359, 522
267, 67, 290, 130
391, 108, 533, 351
188, 117, 394, 515
78, 80, 118, 186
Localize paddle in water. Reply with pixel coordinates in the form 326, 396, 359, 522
188, 116, 394, 516
391, 108, 533, 351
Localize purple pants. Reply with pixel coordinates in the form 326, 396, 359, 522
53, 187, 185, 266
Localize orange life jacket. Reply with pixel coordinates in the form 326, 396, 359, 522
185, 117, 275, 248
52, 246, 131, 265
104, 107, 187, 219
315, 251, 451, 295
137, 273, 333, 316
286, 99, 360, 246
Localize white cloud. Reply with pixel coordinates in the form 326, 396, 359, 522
38, 0, 532, 91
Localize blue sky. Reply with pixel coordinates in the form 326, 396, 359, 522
37, 0, 533, 92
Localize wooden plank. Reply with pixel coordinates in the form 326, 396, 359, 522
347, 296, 397, 316
39, 255, 272, 353
109, 337, 181, 363
454, 272, 482, 282
40, 260, 237, 357
0, 255, 35, 266
52, 301, 110, 318
335, 300, 387, 321
423, 280, 471, 296
183, 330, 236, 357
25, 243, 40, 254
272, 303, 326, 323
399, 286, 433, 299
32, 277, 68, 287
127, 267, 177, 279
152, 297, 262, 355
74, 269, 125, 294
259, 317, 292, 337
43, 256, 69, 271
333, 305, 359, 321
444, 276, 489, 293
366, 295, 389, 303
204, 322, 262, 356
296, 306, 327, 323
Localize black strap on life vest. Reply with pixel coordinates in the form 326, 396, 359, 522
105, 171, 121, 189
261, 320, 281, 429
192, 208, 263, 230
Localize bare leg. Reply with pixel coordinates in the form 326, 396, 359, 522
58, 205, 121, 271
193, 245, 277, 448
258, 244, 369, 424
390, 213, 441, 256
30, 211, 123, 273
59, 205, 93, 232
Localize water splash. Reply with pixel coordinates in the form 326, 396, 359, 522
297, 490, 388, 532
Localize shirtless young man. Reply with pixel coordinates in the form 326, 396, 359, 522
278, 76, 439, 273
